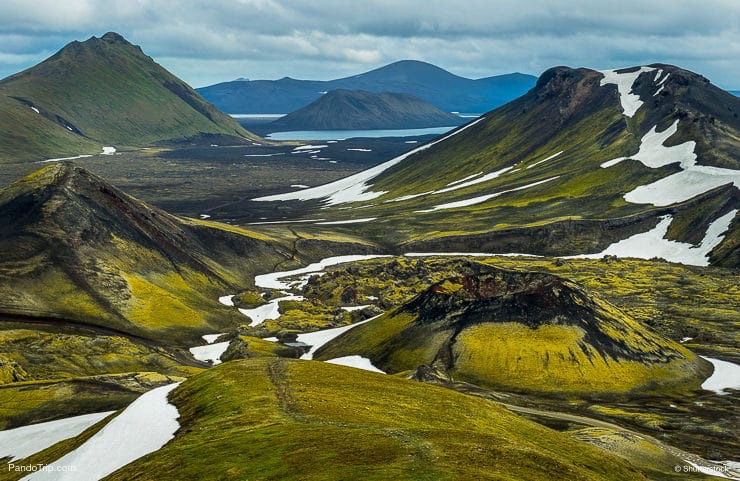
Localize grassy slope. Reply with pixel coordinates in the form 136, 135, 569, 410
314, 270, 707, 395
0, 32, 257, 163
0, 163, 301, 345
293, 256, 737, 360
104, 359, 649, 481
283, 67, 737, 264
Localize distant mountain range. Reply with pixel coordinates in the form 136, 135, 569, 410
269, 89, 466, 131
254, 64, 740, 267
0, 32, 257, 163
197, 60, 537, 114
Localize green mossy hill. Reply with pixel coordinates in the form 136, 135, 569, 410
0, 163, 296, 344
0, 32, 258, 162
0, 328, 197, 383
291, 65, 738, 265
315, 262, 709, 394
101, 358, 649, 481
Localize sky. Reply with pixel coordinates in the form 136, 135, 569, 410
0, 0, 738, 90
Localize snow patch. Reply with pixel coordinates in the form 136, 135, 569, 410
601, 121, 696, 169
341, 305, 370, 312
700, 356, 740, 395
346, 148, 372, 152
248, 219, 326, 225
625, 165, 740, 206
202, 333, 225, 344
293, 144, 328, 151
218, 295, 235, 306
446, 172, 483, 186
0, 411, 114, 462
290, 184, 310, 188
527, 151, 563, 169
38, 154, 93, 163
252, 117, 486, 205
238, 294, 304, 326
601, 120, 739, 206
190, 341, 230, 365
569, 211, 736, 266
30, 106, 39, 114
298, 315, 381, 360
22, 383, 180, 481
199, 214, 211, 219
255, 255, 390, 291
386, 166, 514, 203
326, 355, 385, 373
315, 217, 376, 225
101, 146, 116, 155
416, 176, 559, 212
599, 66, 656, 117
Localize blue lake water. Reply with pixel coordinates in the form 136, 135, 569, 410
266, 126, 458, 141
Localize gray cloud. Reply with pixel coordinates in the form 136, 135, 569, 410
0, 0, 738, 88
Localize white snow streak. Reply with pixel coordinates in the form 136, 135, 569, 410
570, 210, 736, 266
254, 255, 390, 290
315, 217, 376, 225
446, 172, 483, 186
599, 66, 656, 117
386, 166, 514, 203
252, 117, 486, 205
293, 144, 328, 151
416, 176, 559, 212
0, 412, 114, 462
298, 315, 381, 360
22, 383, 180, 481
527, 151, 564, 169
37, 154, 93, 163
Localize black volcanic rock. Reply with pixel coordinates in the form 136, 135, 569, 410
269, 89, 465, 131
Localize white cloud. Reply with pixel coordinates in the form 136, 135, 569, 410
0, 0, 738, 88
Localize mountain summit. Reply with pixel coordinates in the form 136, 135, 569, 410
0, 32, 257, 162
254, 64, 739, 267
197, 59, 536, 114
269, 89, 465, 131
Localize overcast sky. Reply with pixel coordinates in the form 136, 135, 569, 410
1, 0, 738, 89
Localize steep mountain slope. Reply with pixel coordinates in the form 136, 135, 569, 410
314, 262, 709, 394
197, 59, 536, 114
0, 32, 257, 163
269, 89, 465, 131
253, 64, 740, 267
0, 162, 294, 345
58, 359, 656, 481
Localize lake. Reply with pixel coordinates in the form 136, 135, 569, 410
266, 126, 458, 141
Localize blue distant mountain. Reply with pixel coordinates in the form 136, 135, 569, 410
197, 60, 537, 114
731, 90, 740, 97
